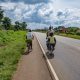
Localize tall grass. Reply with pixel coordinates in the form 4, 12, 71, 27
58, 33, 80, 39
0, 30, 26, 80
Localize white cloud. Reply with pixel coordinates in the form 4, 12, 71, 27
27, 22, 49, 29
0, 0, 80, 28
1, 2, 15, 10
38, 3, 53, 17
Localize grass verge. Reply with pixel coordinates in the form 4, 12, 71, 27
58, 33, 80, 40
0, 30, 26, 80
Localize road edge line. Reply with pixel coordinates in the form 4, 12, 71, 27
35, 34, 59, 80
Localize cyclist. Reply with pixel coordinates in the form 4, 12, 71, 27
26, 29, 33, 51
46, 26, 54, 50
48, 32, 56, 51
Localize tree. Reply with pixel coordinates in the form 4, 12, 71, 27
14, 21, 20, 31
14, 21, 27, 31
21, 22, 27, 30
67, 27, 79, 32
67, 27, 79, 35
54, 27, 58, 32
0, 6, 4, 24
2, 17, 11, 30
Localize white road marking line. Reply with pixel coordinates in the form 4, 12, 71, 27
36, 34, 59, 80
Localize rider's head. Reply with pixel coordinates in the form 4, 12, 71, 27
29, 29, 31, 32
49, 26, 52, 30
50, 32, 53, 37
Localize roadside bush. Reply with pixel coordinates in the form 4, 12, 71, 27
68, 32, 76, 35
76, 32, 80, 35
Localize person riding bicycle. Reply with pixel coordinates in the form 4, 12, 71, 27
26, 29, 33, 51
46, 26, 55, 50
48, 32, 56, 51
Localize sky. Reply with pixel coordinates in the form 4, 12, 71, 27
0, 0, 80, 29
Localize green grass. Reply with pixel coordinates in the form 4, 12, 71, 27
0, 30, 26, 80
57, 33, 80, 39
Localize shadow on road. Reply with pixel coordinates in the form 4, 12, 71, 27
23, 50, 32, 55
46, 52, 54, 59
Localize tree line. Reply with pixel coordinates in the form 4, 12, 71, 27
54, 26, 80, 35
0, 6, 27, 31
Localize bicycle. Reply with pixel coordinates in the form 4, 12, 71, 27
46, 38, 56, 56
49, 44, 55, 54
27, 41, 32, 53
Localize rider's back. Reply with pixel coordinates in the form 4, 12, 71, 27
49, 36, 55, 44
49, 32, 56, 45
27, 32, 33, 40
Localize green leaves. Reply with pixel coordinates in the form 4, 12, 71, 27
2, 17, 11, 30
0, 6, 4, 23
14, 21, 27, 31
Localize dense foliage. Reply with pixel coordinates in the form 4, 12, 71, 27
54, 26, 80, 39
54, 26, 80, 35
0, 6, 4, 23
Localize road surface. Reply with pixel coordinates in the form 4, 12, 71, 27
35, 32, 80, 80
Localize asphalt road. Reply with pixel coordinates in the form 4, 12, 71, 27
35, 32, 80, 80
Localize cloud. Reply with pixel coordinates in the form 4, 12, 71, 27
27, 22, 49, 29
0, 0, 80, 28
0, 0, 49, 4
1, 2, 53, 24
1, 2, 39, 22
0, 2, 16, 10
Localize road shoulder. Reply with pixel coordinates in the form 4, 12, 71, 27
12, 36, 52, 80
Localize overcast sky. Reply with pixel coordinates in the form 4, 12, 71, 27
0, 0, 80, 29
